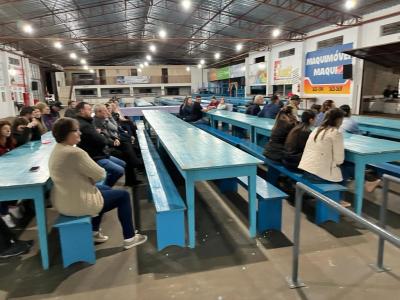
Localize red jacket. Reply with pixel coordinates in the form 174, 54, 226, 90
0, 138, 16, 156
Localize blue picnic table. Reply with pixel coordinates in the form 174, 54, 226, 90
0, 132, 55, 269
352, 115, 400, 140
142, 110, 263, 248
206, 110, 400, 215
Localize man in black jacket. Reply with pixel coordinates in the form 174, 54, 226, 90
75, 102, 127, 187
93, 104, 142, 186
184, 96, 204, 122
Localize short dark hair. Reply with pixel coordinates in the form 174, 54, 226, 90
291, 94, 300, 101
20, 106, 34, 117
339, 104, 351, 117
271, 95, 279, 102
12, 117, 29, 131
301, 109, 316, 124
52, 117, 79, 143
195, 95, 201, 99
75, 101, 89, 112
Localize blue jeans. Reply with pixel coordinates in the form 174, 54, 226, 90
97, 156, 126, 187
304, 162, 355, 184
93, 185, 135, 239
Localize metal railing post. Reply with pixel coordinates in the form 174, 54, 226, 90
287, 181, 400, 289
370, 174, 398, 272
286, 186, 306, 289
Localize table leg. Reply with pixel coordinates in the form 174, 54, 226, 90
185, 178, 196, 248
248, 172, 257, 237
250, 127, 256, 144
33, 187, 49, 270
354, 162, 366, 215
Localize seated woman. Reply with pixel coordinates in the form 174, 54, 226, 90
339, 104, 361, 134
216, 97, 227, 110
36, 102, 54, 130
314, 99, 335, 127
0, 121, 22, 228
245, 95, 264, 116
282, 110, 316, 170
49, 118, 147, 248
179, 97, 193, 119
263, 106, 298, 161
299, 108, 380, 198
32, 106, 47, 139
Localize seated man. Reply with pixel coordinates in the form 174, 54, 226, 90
75, 102, 126, 187
19, 106, 42, 141
93, 104, 142, 186
258, 95, 280, 119
184, 96, 204, 123
64, 100, 77, 118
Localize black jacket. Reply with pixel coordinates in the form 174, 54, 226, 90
245, 104, 261, 116
12, 128, 31, 147
64, 108, 77, 118
263, 115, 297, 161
76, 115, 109, 161
282, 125, 311, 170
179, 104, 192, 119
184, 102, 203, 122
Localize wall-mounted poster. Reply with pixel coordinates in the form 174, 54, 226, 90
208, 68, 217, 81
248, 63, 267, 85
229, 63, 245, 78
116, 75, 150, 84
304, 43, 353, 94
217, 67, 230, 80
273, 56, 300, 85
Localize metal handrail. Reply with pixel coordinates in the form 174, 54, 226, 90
288, 180, 400, 289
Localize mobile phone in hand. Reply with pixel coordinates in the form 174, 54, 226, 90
29, 166, 40, 172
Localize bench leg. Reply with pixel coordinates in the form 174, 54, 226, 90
156, 211, 185, 251
266, 167, 280, 185
315, 191, 341, 224
215, 178, 238, 193
257, 198, 283, 233
58, 223, 96, 268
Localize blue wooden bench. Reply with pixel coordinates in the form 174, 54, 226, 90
237, 176, 288, 233
53, 215, 95, 268
136, 127, 186, 250
370, 162, 400, 178
199, 125, 347, 224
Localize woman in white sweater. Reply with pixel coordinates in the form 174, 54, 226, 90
299, 108, 380, 194
49, 118, 147, 249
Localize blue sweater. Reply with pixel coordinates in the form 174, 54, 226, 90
258, 103, 280, 119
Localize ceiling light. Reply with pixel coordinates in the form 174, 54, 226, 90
53, 41, 62, 49
236, 43, 243, 51
140, 63, 144, 68
181, 0, 191, 10
146, 55, 152, 61
83, 65, 89, 70
344, 0, 356, 10
214, 52, 220, 59
144, 61, 149, 66
159, 29, 167, 39
200, 59, 205, 65
9, 69, 17, 76
272, 28, 281, 37
80, 58, 87, 64
149, 45, 156, 52
89, 69, 95, 73
22, 24, 34, 34
186, 67, 190, 72
197, 64, 202, 69
69, 53, 77, 59
138, 68, 142, 72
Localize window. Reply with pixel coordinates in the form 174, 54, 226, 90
250, 85, 266, 95
317, 36, 343, 49
279, 48, 295, 58
131, 69, 138, 76
381, 21, 400, 36
8, 57, 20, 66
254, 56, 265, 63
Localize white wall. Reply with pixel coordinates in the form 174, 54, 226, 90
190, 67, 208, 93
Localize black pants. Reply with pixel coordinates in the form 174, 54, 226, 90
110, 141, 142, 185
0, 217, 14, 252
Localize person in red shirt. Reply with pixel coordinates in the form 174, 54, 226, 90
0, 121, 16, 155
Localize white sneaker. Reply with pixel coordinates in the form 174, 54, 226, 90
123, 234, 147, 249
93, 231, 109, 243
1, 214, 16, 228
8, 206, 23, 219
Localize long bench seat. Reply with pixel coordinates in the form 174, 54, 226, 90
196, 124, 347, 224
136, 126, 186, 250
